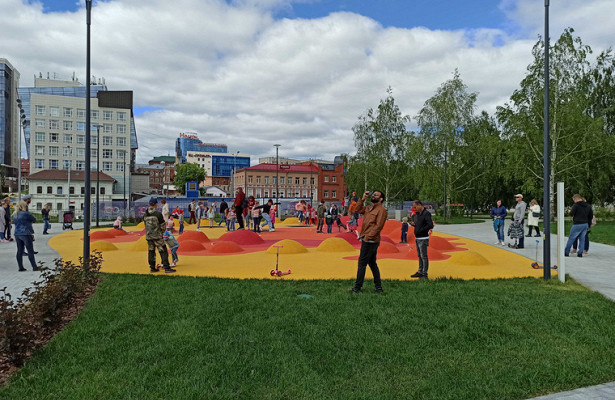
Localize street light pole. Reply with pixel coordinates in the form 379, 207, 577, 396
274, 144, 280, 217
16, 99, 24, 200
96, 124, 100, 227
543, 0, 551, 280
67, 146, 71, 211
123, 150, 126, 219
84, 0, 93, 263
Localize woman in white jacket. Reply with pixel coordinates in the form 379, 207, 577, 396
526, 199, 541, 237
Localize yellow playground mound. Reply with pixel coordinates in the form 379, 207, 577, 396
450, 250, 491, 266
282, 217, 300, 225
129, 236, 149, 251
266, 240, 308, 254
316, 237, 357, 253
90, 241, 118, 252
135, 222, 145, 230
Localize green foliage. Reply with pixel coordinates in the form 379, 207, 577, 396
173, 163, 206, 195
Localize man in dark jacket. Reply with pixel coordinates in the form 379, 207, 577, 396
565, 194, 594, 258
143, 199, 175, 273
316, 200, 326, 233
218, 199, 228, 227
410, 200, 434, 279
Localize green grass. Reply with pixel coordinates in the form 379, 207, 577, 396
3, 275, 615, 400
541, 220, 615, 246
433, 215, 485, 224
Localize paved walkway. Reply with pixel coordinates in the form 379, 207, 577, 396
436, 219, 615, 400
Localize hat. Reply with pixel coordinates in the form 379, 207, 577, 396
163, 231, 171, 238
23, 195, 32, 201
149, 198, 158, 205
402, 217, 408, 222
515, 194, 523, 199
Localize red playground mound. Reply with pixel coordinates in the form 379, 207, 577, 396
336, 232, 360, 245
377, 242, 400, 254
107, 229, 128, 237
178, 231, 210, 243
429, 236, 458, 251
210, 241, 244, 254
379, 236, 397, 245
178, 240, 206, 253
220, 230, 265, 245
382, 220, 402, 235
90, 230, 116, 241
405, 247, 450, 261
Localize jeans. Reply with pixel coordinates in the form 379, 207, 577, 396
43, 218, 51, 234
16, 234, 37, 270
317, 218, 324, 232
493, 218, 504, 242
218, 215, 226, 226
416, 238, 429, 275
170, 245, 179, 263
326, 221, 333, 233
228, 218, 236, 231
401, 232, 407, 243
261, 214, 273, 231
353, 241, 382, 291
179, 222, 184, 235
565, 224, 588, 256
573, 228, 590, 252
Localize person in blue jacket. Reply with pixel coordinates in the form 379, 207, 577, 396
12, 200, 38, 271
490, 200, 507, 246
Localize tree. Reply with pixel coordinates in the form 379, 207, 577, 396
347, 87, 413, 206
174, 163, 206, 195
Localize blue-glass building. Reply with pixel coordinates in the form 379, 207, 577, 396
176, 133, 250, 179
0, 58, 20, 186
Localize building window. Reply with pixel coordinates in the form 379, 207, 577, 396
100, 187, 106, 195
81, 187, 85, 195
49, 160, 59, 169
91, 135, 98, 146
63, 108, 73, 118
63, 121, 73, 131
332, 190, 337, 198
264, 191, 269, 197
57, 203, 62, 211
35, 119, 45, 128
35, 105, 45, 115
279, 177, 284, 184
69, 186, 75, 195
302, 178, 307, 185
102, 162, 112, 171
76, 161, 85, 170
77, 148, 85, 158
117, 124, 126, 134
36, 202, 42, 210
35, 132, 45, 142
91, 110, 99, 119
63, 160, 72, 170
310, 177, 315, 185
324, 176, 329, 183
295, 177, 300, 184
63, 134, 73, 144
264, 176, 269, 184
272, 177, 277, 184
116, 162, 124, 172
332, 176, 337, 183
57, 186, 63, 194
63, 147, 72, 157
49, 120, 59, 130
116, 137, 126, 147
35, 159, 45, 169
103, 136, 113, 146
117, 112, 127, 122
256, 176, 261, 184
77, 122, 86, 132
324, 190, 329, 198
77, 109, 86, 118
35, 145, 45, 156
103, 111, 113, 120
248, 176, 253, 183
77, 135, 85, 145
103, 124, 113, 134
37, 186, 42, 194
103, 149, 113, 159
49, 133, 59, 143
91, 187, 96, 194
279, 191, 284, 197
49, 107, 59, 117
49, 146, 59, 156
47, 186, 52, 194
117, 150, 126, 160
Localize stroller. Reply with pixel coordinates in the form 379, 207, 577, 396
63, 210, 75, 230
507, 221, 524, 248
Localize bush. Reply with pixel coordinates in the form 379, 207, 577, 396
0, 252, 103, 367
593, 206, 615, 221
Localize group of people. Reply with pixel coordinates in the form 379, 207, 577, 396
2, 195, 40, 272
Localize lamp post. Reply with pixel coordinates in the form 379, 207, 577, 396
543, 0, 551, 280
123, 150, 127, 218
67, 146, 71, 212
84, 0, 93, 264
232, 150, 239, 195
96, 124, 100, 226
274, 144, 280, 217
16, 99, 24, 200
309, 158, 313, 206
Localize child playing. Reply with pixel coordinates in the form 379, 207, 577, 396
163, 230, 180, 267
207, 206, 215, 228
166, 215, 175, 232
227, 206, 236, 231
113, 216, 129, 233
251, 201, 262, 233
177, 209, 184, 235
401, 217, 409, 243
347, 216, 359, 239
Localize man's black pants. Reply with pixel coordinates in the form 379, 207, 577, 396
235, 206, 244, 229
353, 241, 382, 291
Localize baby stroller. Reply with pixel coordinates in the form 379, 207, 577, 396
507, 221, 524, 248
63, 210, 74, 230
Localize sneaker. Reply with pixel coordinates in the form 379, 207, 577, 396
564, 253, 569, 257
150, 268, 159, 273
419, 274, 429, 280
410, 271, 422, 278
577, 254, 583, 258
583, 251, 588, 255
170, 263, 176, 267
18, 268, 27, 272
32, 267, 39, 271
196, 228, 201, 232
350, 288, 362, 294
270, 229, 275, 232
494, 241, 501, 245
571, 249, 577, 254
165, 268, 176, 273
374, 288, 384, 294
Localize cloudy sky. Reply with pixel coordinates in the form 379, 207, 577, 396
2, 0, 614, 163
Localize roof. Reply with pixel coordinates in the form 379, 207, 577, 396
240, 163, 319, 173
27, 170, 116, 182
150, 156, 176, 163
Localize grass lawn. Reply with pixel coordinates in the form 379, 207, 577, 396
433, 216, 486, 224
2, 275, 615, 400
542, 220, 615, 246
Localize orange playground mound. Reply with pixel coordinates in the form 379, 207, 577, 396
90, 240, 118, 252
381, 220, 402, 235
336, 232, 360, 245
379, 236, 397, 245
90, 230, 116, 241
178, 240, 206, 253
377, 242, 400, 254
429, 236, 460, 251
220, 230, 265, 245
210, 241, 244, 254
177, 230, 210, 243
106, 229, 128, 237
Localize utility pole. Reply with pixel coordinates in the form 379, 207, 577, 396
84, 0, 93, 264
543, 0, 552, 280
274, 144, 280, 217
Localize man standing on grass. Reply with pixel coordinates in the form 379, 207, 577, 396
510, 194, 526, 249
410, 200, 434, 279
351, 190, 387, 294
143, 199, 175, 274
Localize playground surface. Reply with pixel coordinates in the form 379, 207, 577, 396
49, 217, 547, 280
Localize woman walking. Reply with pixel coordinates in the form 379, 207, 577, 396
13, 200, 38, 271
527, 199, 541, 237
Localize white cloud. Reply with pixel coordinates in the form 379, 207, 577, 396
1, 0, 613, 164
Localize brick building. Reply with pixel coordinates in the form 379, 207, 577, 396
234, 163, 319, 201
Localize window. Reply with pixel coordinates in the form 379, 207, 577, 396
103, 136, 113, 146
256, 176, 261, 184
57, 203, 62, 211
76, 122, 85, 132
91, 110, 99, 119
76, 161, 85, 170
63, 147, 72, 157
279, 191, 284, 197
35, 119, 45, 128
117, 125, 126, 134
35, 132, 45, 142
91, 148, 98, 159
63, 134, 73, 144
35, 159, 45, 169
324, 190, 329, 198
102, 162, 112, 171
35, 105, 45, 115
116, 137, 126, 147
36, 202, 42, 210
37, 186, 42, 194
103, 111, 113, 120
63, 108, 73, 118
117, 150, 126, 160
49, 133, 59, 143
63, 121, 73, 131
77, 109, 86, 118
295, 177, 300, 184
264, 176, 269, 184
91, 135, 98, 146
81, 187, 85, 195
116, 162, 124, 172
35, 145, 45, 155
77, 148, 85, 158
77, 135, 85, 145
288, 176, 292, 182
100, 187, 106, 195
280, 177, 284, 184
49, 146, 59, 156
295, 192, 299, 197
310, 177, 315, 185
49, 107, 59, 117
49, 160, 58, 169
272, 177, 277, 184
117, 112, 127, 121
49, 120, 59, 130
324, 176, 329, 183
332, 176, 337, 183
103, 124, 113, 134
303, 178, 307, 185
264, 191, 269, 197
103, 149, 113, 159
47, 186, 53, 194
248, 176, 253, 184
332, 190, 337, 198
57, 186, 63, 194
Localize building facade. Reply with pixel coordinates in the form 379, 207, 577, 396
234, 163, 319, 201
17, 77, 138, 197
0, 58, 20, 191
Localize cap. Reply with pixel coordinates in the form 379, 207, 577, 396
149, 198, 158, 205
23, 195, 32, 201
515, 194, 523, 199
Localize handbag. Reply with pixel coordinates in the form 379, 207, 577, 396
532, 211, 540, 218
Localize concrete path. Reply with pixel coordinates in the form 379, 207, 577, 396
435, 219, 615, 400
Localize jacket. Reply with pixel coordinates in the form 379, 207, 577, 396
143, 208, 166, 240
490, 205, 507, 219
412, 209, 434, 238
355, 199, 388, 243
13, 210, 36, 236
513, 201, 527, 222
570, 201, 593, 225
234, 191, 245, 207
317, 204, 326, 218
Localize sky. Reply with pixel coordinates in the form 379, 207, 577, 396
2, 0, 614, 164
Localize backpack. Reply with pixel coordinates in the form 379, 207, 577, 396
242, 198, 249, 208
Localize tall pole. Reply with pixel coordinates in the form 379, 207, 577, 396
543, 0, 551, 280
123, 150, 126, 218
443, 145, 447, 223
309, 158, 313, 206
67, 146, 71, 211
274, 144, 280, 217
96, 125, 100, 227
84, 0, 92, 263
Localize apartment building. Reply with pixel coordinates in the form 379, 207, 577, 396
234, 163, 319, 201
0, 58, 20, 191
